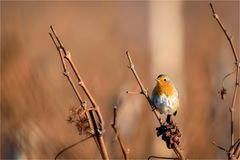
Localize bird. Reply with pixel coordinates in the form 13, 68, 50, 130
150, 74, 179, 119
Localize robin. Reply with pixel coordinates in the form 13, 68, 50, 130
150, 74, 179, 122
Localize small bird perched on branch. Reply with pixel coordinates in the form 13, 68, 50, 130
151, 74, 179, 121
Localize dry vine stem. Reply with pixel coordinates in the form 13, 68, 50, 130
111, 106, 129, 160
210, 3, 240, 159
148, 155, 178, 160
125, 51, 185, 160
49, 26, 109, 159
55, 135, 93, 160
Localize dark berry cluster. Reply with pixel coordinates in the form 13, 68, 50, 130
156, 121, 181, 149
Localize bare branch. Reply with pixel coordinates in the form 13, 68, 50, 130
209, 3, 238, 62
125, 51, 162, 125
49, 26, 109, 159
126, 51, 147, 95
124, 51, 185, 159
111, 106, 129, 160
51, 25, 105, 128
49, 27, 94, 133
210, 3, 240, 159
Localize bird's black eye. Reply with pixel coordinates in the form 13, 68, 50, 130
163, 78, 166, 81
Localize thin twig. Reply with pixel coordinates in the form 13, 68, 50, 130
209, 3, 238, 62
49, 31, 87, 112
221, 69, 237, 88
49, 26, 109, 159
124, 51, 185, 159
148, 155, 178, 160
126, 91, 142, 95
210, 3, 240, 159
111, 106, 129, 160
55, 135, 93, 160
218, 69, 236, 100
125, 51, 148, 96
212, 141, 228, 153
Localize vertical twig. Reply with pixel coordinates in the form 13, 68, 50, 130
111, 106, 129, 160
210, 3, 240, 159
49, 26, 109, 159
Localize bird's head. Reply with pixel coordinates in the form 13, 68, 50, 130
155, 74, 172, 85
155, 74, 175, 96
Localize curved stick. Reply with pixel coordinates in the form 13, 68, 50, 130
55, 135, 93, 160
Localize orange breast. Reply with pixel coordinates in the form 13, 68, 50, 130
155, 82, 174, 97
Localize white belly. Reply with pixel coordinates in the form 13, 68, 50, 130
151, 94, 179, 115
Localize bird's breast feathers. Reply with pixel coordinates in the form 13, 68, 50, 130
151, 90, 179, 115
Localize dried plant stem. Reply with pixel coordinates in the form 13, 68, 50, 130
221, 69, 236, 87
233, 142, 240, 158
212, 141, 228, 152
49, 27, 90, 122
173, 144, 184, 159
230, 70, 239, 145
111, 106, 129, 160
55, 135, 93, 160
148, 155, 178, 160
66, 55, 104, 129
229, 138, 240, 158
209, 3, 238, 62
125, 51, 185, 159
125, 51, 162, 125
210, 3, 240, 159
49, 26, 109, 159
126, 91, 142, 95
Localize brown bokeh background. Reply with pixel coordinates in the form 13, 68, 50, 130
1, 1, 239, 159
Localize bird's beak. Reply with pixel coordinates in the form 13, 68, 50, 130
155, 78, 158, 82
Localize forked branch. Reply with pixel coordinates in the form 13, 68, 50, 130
210, 3, 240, 159
209, 3, 238, 62
49, 26, 109, 159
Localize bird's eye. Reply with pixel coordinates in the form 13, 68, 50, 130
163, 78, 166, 81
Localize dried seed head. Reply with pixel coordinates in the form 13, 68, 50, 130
218, 87, 227, 100
67, 106, 91, 136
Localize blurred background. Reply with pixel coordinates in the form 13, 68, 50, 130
1, 1, 239, 159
